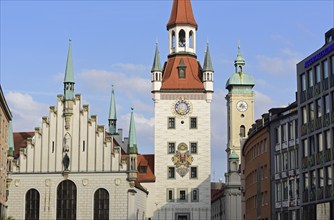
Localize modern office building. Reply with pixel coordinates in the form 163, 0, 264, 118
269, 102, 300, 220
0, 86, 12, 218
297, 28, 334, 220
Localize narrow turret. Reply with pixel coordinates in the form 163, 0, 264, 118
108, 86, 117, 134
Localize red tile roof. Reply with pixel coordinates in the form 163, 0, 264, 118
211, 188, 225, 203
13, 132, 34, 158
167, 0, 198, 30
137, 154, 155, 183
161, 55, 204, 90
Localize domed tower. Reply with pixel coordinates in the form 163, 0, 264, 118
225, 44, 255, 160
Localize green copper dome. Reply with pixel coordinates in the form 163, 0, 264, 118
229, 150, 239, 160
225, 44, 255, 91
225, 72, 255, 89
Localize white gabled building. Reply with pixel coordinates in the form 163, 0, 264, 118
6, 40, 148, 220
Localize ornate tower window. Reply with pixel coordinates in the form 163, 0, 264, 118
94, 188, 109, 220
57, 180, 77, 220
178, 29, 186, 47
25, 189, 40, 220
178, 58, 187, 79
189, 31, 194, 48
171, 31, 176, 48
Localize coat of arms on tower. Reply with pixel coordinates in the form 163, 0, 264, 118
171, 143, 194, 177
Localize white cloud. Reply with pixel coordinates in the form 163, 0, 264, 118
271, 34, 292, 46
253, 90, 275, 119
256, 48, 300, 76
112, 63, 150, 73
79, 69, 151, 98
6, 91, 49, 131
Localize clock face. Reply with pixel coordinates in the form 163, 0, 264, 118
236, 100, 248, 112
173, 98, 192, 117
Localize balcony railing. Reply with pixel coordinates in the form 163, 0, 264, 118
307, 87, 314, 99
300, 90, 306, 103
325, 149, 331, 162
315, 116, 322, 130
308, 155, 315, 167
302, 157, 308, 169
322, 78, 329, 91
314, 83, 321, 97
317, 187, 324, 200
310, 188, 316, 201
316, 152, 324, 165
325, 185, 333, 198
303, 190, 309, 202
308, 120, 315, 133
301, 123, 308, 136
323, 113, 331, 127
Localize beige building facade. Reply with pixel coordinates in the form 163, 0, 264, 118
0, 86, 12, 218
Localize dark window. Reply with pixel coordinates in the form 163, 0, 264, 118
139, 166, 147, 173
168, 142, 175, 154
94, 188, 109, 220
25, 189, 40, 220
168, 117, 175, 129
190, 117, 197, 129
190, 167, 197, 178
57, 180, 77, 220
167, 189, 174, 202
240, 125, 245, 137
191, 189, 199, 202
179, 190, 186, 201
190, 143, 197, 154
168, 167, 175, 179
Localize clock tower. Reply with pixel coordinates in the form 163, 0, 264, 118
150, 0, 212, 219
225, 44, 255, 160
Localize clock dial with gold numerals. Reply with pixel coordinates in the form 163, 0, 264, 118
173, 98, 192, 117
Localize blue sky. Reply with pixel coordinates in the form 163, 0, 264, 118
1, 0, 333, 181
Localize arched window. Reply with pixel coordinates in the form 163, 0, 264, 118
189, 31, 194, 48
94, 188, 109, 220
25, 189, 40, 220
57, 180, 77, 220
171, 31, 176, 48
178, 30, 186, 47
240, 125, 246, 137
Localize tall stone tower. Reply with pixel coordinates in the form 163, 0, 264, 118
223, 45, 255, 220
151, 0, 213, 219
225, 45, 255, 159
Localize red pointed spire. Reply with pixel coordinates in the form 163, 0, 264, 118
167, 0, 198, 30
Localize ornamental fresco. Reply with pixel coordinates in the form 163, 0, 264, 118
171, 143, 194, 177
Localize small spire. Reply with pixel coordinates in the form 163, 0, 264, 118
108, 85, 117, 120
64, 39, 74, 83
127, 108, 138, 154
108, 85, 117, 134
8, 121, 14, 157
151, 43, 163, 73
203, 43, 214, 72
234, 42, 246, 72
